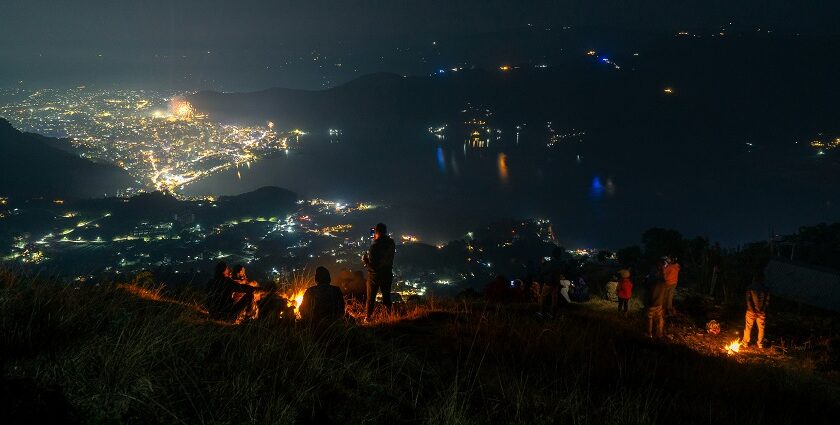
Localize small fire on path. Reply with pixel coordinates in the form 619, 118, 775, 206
725, 340, 741, 355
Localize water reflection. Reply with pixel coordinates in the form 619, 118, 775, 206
590, 176, 617, 199
436, 146, 446, 173
497, 153, 509, 185
590, 176, 604, 199
450, 155, 460, 176
606, 178, 616, 195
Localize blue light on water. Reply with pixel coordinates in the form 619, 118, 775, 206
437, 69, 446, 74
590, 176, 605, 199
436, 147, 446, 173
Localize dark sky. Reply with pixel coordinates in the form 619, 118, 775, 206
1, 0, 838, 89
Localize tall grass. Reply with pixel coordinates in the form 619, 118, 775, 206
1, 272, 838, 424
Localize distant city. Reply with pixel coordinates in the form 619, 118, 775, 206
0, 88, 306, 193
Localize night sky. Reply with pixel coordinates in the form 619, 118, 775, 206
2, 0, 839, 90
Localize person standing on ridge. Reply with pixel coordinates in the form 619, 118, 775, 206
663, 256, 680, 317
616, 269, 633, 314
362, 222, 395, 321
742, 274, 770, 349
646, 259, 668, 338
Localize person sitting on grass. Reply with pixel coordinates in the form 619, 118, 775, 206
299, 266, 346, 324
205, 261, 260, 322
230, 264, 263, 308
231, 264, 259, 288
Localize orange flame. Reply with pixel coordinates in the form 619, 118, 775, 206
293, 290, 305, 316
725, 340, 741, 355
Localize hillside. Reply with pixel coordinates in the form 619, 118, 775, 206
2, 272, 838, 424
0, 118, 136, 199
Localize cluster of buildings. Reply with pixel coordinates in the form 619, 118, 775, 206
0, 87, 302, 192
428, 104, 585, 149
810, 135, 840, 155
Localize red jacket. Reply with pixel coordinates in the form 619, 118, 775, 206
616, 277, 633, 299
664, 263, 680, 285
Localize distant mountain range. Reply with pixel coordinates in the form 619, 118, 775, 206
0, 118, 136, 199
190, 34, 840, 151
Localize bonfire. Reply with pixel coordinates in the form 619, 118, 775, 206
274, 270, 311, 320
725, 340, 741, 355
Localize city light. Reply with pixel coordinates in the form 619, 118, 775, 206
0, 88, 303, 193
170, 98, 195, 120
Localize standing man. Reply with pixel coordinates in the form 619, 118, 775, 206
646, 258, 668, 338
663, 256, 681, 317
362, 222, 396, 321
742, 277, 770, 349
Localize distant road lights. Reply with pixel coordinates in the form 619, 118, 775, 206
586, 50, 596, 56
663, 87, 674, 94
499, 65, 511, 71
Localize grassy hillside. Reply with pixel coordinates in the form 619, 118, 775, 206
1, 270, 838, 424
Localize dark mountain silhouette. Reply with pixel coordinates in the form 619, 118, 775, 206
189, 34, 840, 152
75, 186, 298, 224
217, 186, 297, 217
0, 118, 136, 199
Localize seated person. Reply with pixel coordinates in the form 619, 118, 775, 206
205, 261, 260, 321
299, 267, 345, 324
230, 264, 262, 308
231, 264, 259, 287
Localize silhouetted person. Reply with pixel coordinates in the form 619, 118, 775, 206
485, 274, 511, 302
524, 259, 538, 302
337, 269, 367, 300
299, 266, 345, 324
230, 264, 261, 306
231, 264, 258, 286
538, 253, 569, 317
205, 261, 258, 321
742, 277, 770, 349
646, 259, 668, 338
663, 256, 680, 317
362, 222, 395, 320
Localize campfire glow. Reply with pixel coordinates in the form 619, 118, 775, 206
293, 290, 305, 317
725, 340, 741, 355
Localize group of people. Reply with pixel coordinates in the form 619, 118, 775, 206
644, 256, 681, 338
205, 262, 265, 322
477, 248, 595, 318
204, 222, 396, 325
617, 256, 769, 349
204, 224, 772, 348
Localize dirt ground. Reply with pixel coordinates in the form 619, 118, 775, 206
584, 292, 840, 378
